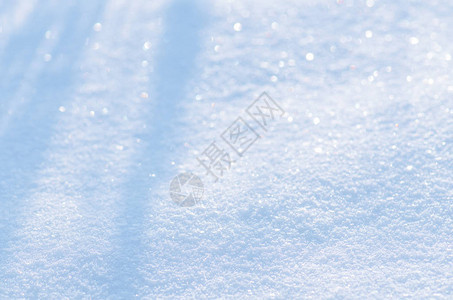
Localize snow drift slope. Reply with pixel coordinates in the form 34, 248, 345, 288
0, 0, 452, 298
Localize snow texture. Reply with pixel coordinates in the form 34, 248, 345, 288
0, 0, 452, 298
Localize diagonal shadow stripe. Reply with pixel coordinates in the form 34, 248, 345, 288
107, 0, 209, 297
0, 1, 106, 279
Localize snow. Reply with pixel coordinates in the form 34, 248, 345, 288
0, 0, 452, 298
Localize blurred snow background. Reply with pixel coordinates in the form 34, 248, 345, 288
0, 0, 452, 298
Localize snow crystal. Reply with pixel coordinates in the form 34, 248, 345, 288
0, 0, 452, 298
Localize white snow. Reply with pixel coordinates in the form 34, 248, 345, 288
0, 0, 452, 298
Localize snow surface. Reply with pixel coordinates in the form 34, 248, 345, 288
0, 0, 452, 298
